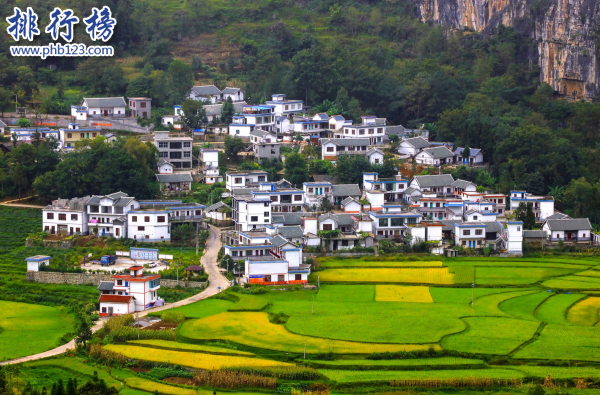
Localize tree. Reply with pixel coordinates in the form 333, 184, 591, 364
75, 318, 92, 347
461, 145, 470, 164
17, 118, 32, 127
220, 97, 235, 125
319, 197, 334, 212
172, 224, 196, 241
220, 255, 234, 271
166, 60, 193, 105
181, 99, 208, 130
0, 88, 12, 117
284, 153, 309, 187
514, 202, 536, 230
333, 155, 372, 184
224, 136, 246, 158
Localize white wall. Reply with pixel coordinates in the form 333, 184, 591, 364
43, 209, 88, 234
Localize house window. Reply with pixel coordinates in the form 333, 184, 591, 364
141, 102, 146, 108
517, 226, 521, 232
131, 216, 137, 222
264, 212, 270, 217
377, 128, 383, 133
475, 229, 483, 235
265, 275, 272, 282
379, 218, 388, 227
369, 129, 374, 134
159, 152, 168, 158
101, 307, 106, 313
158, 142, 168, 148
71, 214, 78, 221
327, 147, 334, 152
390, 218, 404, 226
473, 216, 478, 221
92, 133, 97, 138
294, 195, 302, 201
184, 142, 191, 148
80, 133, 84, 138
477, 240, 482, 245
323, 224, 333, 230
308, 188, 314, 193
47, 213, 54, 219
58, 214, 66, 221
67, 133, 72, 138
270, 196, 278, 202
195, 210, 201, 215
116, 228, 120, 236
184, 152, 191, 158
157, 216, 165, 223
359, 130, 365, 135
235, 178, 242, 184
117, 280, 122, 285
498, 199, 503, 204
278, 275, 285, 282
264, 202, 269, 207
138, 226, 145, 231
295, 274, 302, 281
463, 230, 470, 236
251, 216, 258, 222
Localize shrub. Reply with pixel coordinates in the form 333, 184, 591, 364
104, 314, 134, 333
144, 366, 193, 380
89, 344, 127, 366
161, 311, 186, 324
193, 370, 277, 389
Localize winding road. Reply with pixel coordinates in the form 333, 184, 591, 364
0, 224, 229, 366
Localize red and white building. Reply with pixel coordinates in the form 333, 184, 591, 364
99, 266, 161, 316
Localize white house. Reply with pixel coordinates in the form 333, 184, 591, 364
415, 146, 455, 166
542, 218, 593, 242
329, 115, 351, 133
341, 116, 386, 145
366, 148, 385, 165
199, 149, 222, 184
503, 221, 523, 253
157, 159, 174, 174
188, 85, 223, 104
25, 255, 51, 272
100, 266, 161, 315
244, 234, 309, 285
454, 222, 487, 248
410, 174, 456, 196
0, 119, 6, 135
341, 197, 362, 213
250, 129, 277, 144
127, 211, 170, 242
509, 191, 555, 221
226, 170, 268, 190
11, 128, 60, 145
222, 87, 245, 102
369, 211, 422, 239
87, 192, 139, 238
454, 147, 484, 165
398, 137, 431, 157
206, 201, 232, 223
321, 138, 370, 162
232, 194, 272, 231
264, 94, 304, 117
275, 116, 290, 135
43, 197, 89, 235
77, 97, 127, 118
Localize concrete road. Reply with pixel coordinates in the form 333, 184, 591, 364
0, 224, 228, 365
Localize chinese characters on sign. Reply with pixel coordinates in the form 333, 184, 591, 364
6, 6, 116, 42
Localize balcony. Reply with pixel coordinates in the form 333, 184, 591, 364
550, 237, 591, 242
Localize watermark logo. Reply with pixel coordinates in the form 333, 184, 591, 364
6, 6, 116, 58
45, 8, 80, 42
6, 7, 40, 41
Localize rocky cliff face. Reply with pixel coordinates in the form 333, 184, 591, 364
417, 0, 600, 99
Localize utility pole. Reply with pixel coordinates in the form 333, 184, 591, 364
318, 273, 320, 289
312, 295, 314, 314
471, 281, 475, 307
137, 310, 140, 340
304, 339, 306, 360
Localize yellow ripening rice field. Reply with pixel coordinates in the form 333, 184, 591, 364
376, 285, 433, 303
104, 344, 290, 369
179, 312, 441, 354
318, 268, 457, 284
567, 297, 600, 326
125, 378, 197, 395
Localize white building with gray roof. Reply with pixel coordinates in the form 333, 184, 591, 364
415, 146, 455, 166
73, 97, 127, 120
398, 137, 431, 157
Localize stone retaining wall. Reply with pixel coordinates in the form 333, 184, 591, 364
26, 271, 206, 288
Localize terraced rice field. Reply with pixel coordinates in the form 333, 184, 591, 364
308, 357, 484, 368
567, 297, 600, 326
375, 285, 433, 303
316, 267, 464, 284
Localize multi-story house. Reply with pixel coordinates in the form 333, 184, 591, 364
99, 266, 161, 316
138, 200, 205, 234
341, 116, 386, 145
244, 235, 310, 285
302, 182, 333, 209
232, 192, 272, 232
410, 174, 456, 196
229, 105, 276, 136
318, 213, 364, 251
483, 194, 507, 217
154, 131, 193, 170
188, 85, 244, 103
454, 222, 487, 248
127, 210, 170, 242
454, 147, 484, 165
249, 183, 304, 213
418, 198, 448, 220
86, 192, 139, 238
363, 172, 408, 203
199, 148, 223, 184
509, 191, 555, 221
59, 124, 103, 148
321, 138, 370, 162
225, 170, 268, 190
129, 97, 152, 119
223, 230, 274, 261
43, 197, 89, 235
369, 211, 422, 239
264, 94, 304, 118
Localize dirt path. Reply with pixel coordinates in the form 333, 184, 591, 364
0, 225, 228, 365
0, 196, 45, 208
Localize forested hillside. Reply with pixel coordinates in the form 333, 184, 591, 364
1, 0, 600, 222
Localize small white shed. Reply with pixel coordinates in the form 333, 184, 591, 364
25, 255, 51, 271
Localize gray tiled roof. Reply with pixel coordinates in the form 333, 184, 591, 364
332, 184, 361, 197
451, 179, 475, 188
524, 230, 548, 238
112, 216, 127, 224
440, 220, 461, 231
271, 212, 310, 225
97, 281, 114, 291
366, 148, 383, 156
83, 97, 126, 108
107, 191, 128, 199
421, 146, 455, 159
403, 187, 421, 195
204, 102, 246, 116
546, 212, 570, 220
545, 218, 592, 231
341, 197, 359, 205
311, 174, 333, 183
484, 222, 503, 233
455, 147, 482, 157
157, 159, 173, 167
222, 87, 242, 94
413, 174, 455, 188
114, 197, 135, 207
276, 226, 304, 239
322, 138, 370, 147
318, 212, 338, 223
387, 125, 404, 135
403, 137, 431, 150
0, 120, 6, 127
156, 173, 193, 183
250, 129, 274, 138
271, 235, 291, 248
191, 85, 222, 96
206, 201, 229, 212
318, 213, 355, 226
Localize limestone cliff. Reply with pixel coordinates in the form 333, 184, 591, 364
417, 0, 600, 99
